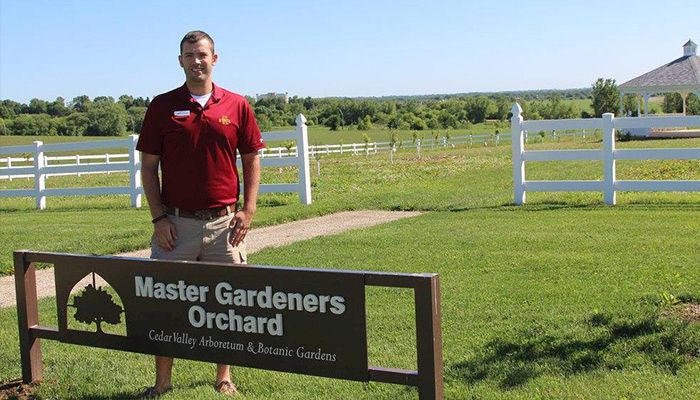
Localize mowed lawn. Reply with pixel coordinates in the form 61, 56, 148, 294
1, 137, 700, 399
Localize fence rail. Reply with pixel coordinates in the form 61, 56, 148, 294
510, 103, 700, 205
0, 114, 312, 209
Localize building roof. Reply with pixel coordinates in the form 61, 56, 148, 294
619, 40, 700, 94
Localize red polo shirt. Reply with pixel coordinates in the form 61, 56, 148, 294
137, 83, 265, 210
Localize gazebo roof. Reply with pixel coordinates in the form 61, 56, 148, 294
619, 40, 700, 94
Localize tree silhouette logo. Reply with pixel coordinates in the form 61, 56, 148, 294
68, 272, 124, 334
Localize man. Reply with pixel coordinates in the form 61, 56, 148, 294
137, 30, 265, 397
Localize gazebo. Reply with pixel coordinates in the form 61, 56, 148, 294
619, 39, 700, 117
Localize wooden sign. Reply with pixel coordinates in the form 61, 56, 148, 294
15, 251, 443, 399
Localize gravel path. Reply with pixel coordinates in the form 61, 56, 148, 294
1, 210, 421, 308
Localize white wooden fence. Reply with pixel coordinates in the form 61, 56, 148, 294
256, 114, 312, 205
1, 153, 131, 180
0, 136, 142, 210
0, 113, 312, 209
260, 132, 517, 158
511, 103, 700, 205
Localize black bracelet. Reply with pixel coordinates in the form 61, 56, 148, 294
151, 214, 168, 224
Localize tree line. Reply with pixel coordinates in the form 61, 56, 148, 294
1, 82, 697, 137
0, 95, 149, 136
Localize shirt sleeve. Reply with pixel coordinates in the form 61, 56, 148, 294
236, 100, 266, 155
136, 100, 162, 155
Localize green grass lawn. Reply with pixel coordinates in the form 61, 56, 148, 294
1, 136, 700, 399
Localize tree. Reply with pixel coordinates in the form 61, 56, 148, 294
438, 110, 458, 129
591, 78, 619, 117
389, 131, 400, 164
662, 93, 683, 113
0, 102, 16, 119
0, 118, 9, 135
324, 114, 342, 131
93, 96, 115, 105
688, 93, 700, 115
357, 115, 373, 130
491, 97, 512, 120
127, 106, 147, 134
256, 113, 272, 132
1, 99, 24, 116
70, 95, 92, 112
47, 97, 70, 117
28, 98, 49, 114
85, 102, 128, 136
60, 112, 90, 136
465, 96, 496, 123
362, 132, 371, 157
118, 95, 135, 109
387, 113, 406, 130
404, 113, 427, 130
10, 113, 57, 136
622, 94, 639, 116
132, 97, 150, 107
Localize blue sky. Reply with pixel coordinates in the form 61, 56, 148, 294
1, 0, 698, 104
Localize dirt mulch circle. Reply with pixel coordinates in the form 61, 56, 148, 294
677, 303, 700, 323
0, 380, 37, 400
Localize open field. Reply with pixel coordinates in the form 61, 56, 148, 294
1, 136, 700, 398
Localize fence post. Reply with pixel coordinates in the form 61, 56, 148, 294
511, 103, 526, 205
105, 153, 111, 175
128, 135, 142, 208
415, 275, 444, 399
14, 251, 44, 383
8, 157, 13, 181
602, 113, 616, 205
33, 141, 46, 210
296, 114, 312, 205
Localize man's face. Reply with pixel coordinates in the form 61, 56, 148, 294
178, 39, 218, 83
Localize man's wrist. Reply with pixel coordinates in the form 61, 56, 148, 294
240, 205, 256, 215
151, 214, 168, 224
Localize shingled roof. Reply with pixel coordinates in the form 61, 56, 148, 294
620, 40, 700, 93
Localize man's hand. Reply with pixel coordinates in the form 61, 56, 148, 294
154, 217, 178, 251
229, 209, 254, 247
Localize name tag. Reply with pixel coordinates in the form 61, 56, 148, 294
173, 110, 190, 117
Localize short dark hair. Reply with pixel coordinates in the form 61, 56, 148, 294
180, 30, 215, 54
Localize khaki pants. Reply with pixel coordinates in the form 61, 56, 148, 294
150, 214, 247, 264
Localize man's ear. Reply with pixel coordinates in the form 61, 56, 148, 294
212, 53, 218, 66
178, 55, 184, 68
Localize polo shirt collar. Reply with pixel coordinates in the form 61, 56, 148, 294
210, 83, 223, 103
177, 82, 224, 104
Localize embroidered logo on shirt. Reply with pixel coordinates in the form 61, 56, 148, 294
173, 110, 190, 117
218, 115, 231, 125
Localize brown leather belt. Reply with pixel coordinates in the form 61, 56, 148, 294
164, 205, 234, 220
